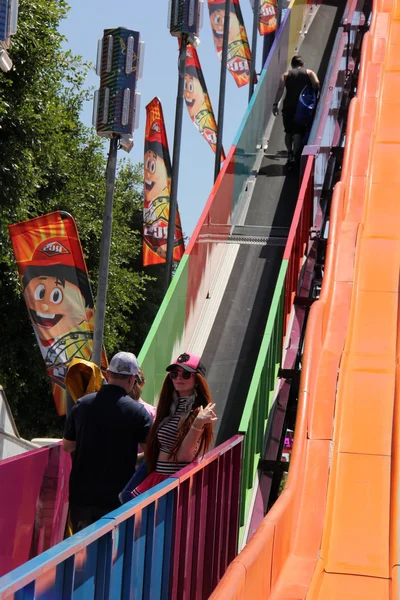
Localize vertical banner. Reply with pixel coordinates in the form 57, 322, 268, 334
250, 0, 278, 35
207, 0, 252, 88
9, 212, 107, 416
143, 98, 185, 266
184, 44, 225, 159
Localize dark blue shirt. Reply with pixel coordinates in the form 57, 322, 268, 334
64, 384, 152, 510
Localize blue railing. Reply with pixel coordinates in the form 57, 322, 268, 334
0, 436, 243, 600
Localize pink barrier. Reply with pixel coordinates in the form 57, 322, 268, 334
283, 155, 314, 335
0, 444, 71, 577
171, 436, 242, 600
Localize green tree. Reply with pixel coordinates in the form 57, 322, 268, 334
0, 0, 164, 438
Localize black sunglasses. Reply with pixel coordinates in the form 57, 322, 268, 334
169, 371, 193, 380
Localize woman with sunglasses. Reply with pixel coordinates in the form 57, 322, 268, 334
128, 352, 217, 499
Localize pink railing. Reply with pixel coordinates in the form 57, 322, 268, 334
0, 435, 243, 600
171, 436, 243, 599
283, 155, 315, 335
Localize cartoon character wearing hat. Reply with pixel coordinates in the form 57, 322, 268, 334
9, 212, 106, 415
21, 237, 95, 384
143, 117, 171, 260
143, 98, 184, 265
209, 0, 241, 46
184, 45, 220, 153
207, 0, 251, 87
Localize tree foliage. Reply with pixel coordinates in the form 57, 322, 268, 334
0, 0, 164, 438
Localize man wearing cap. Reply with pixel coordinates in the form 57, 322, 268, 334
62, 351, 152, 532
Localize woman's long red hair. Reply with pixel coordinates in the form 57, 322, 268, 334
145, 373, 214, 473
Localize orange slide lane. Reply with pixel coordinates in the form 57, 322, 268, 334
209, 0, 394, 596
307, 0, 400, 595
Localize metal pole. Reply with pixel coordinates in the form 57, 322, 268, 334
249, 0, 260, 101
262, 30, 275, 68
92, 136, 119, 366
165, 34, 188, 290
277, 0, 284, 31
214, 0, 230, 182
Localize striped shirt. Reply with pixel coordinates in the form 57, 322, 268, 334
157, 395, 192, 453
131, 395, 197, 495
155, 460, 189, 475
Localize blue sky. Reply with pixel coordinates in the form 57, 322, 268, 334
59, 1, 263, 238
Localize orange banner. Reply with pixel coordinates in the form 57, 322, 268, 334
143, 98, 185, 266
184, 44, 225, 159
250, 0, 278, 35
208, 0, 252, 88
8, 211, 107, 415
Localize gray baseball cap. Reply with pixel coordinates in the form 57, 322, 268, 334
108, 352, 139, 376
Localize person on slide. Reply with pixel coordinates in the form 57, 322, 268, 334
272, 55, 320, 166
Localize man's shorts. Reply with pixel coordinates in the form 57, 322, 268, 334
282, 107, 307, 136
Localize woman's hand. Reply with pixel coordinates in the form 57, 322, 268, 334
193, 403, 217, 429
177, 403, 217, 462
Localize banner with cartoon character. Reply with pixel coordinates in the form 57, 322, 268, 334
207, 0, 252, 88
184, 43, 225, 159
9, 211, 107, 415
143, 97, 185, 266
249, 0, 278, 35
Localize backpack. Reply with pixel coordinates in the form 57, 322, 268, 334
294, 84, 317, 127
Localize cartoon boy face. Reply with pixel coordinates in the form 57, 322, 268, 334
184, 74, 204, 118
210, 10, 241, 47
24, 276, 93, 342
144, 150, 169, 204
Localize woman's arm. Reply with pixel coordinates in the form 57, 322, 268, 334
176, 403, 217, 462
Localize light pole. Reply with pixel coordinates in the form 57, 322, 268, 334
214, 0, 231, 182
165, 34, 188, 289
166, 0, 204, 289
92, 136, 119, 366
249, 0, 260, 101
91, 27, 143, 366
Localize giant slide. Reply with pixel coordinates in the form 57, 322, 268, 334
210, 0, 400, 596
0, 0, 369, 591
0, 0, 352, 582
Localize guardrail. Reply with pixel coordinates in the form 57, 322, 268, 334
238, 268, 286, 530
170, 437, 242, 600
283, 155, 314, 334
0, 435, 243, 600
307, 0, 365, 214
237, 156, 314, 535
243, 155, 317, 544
